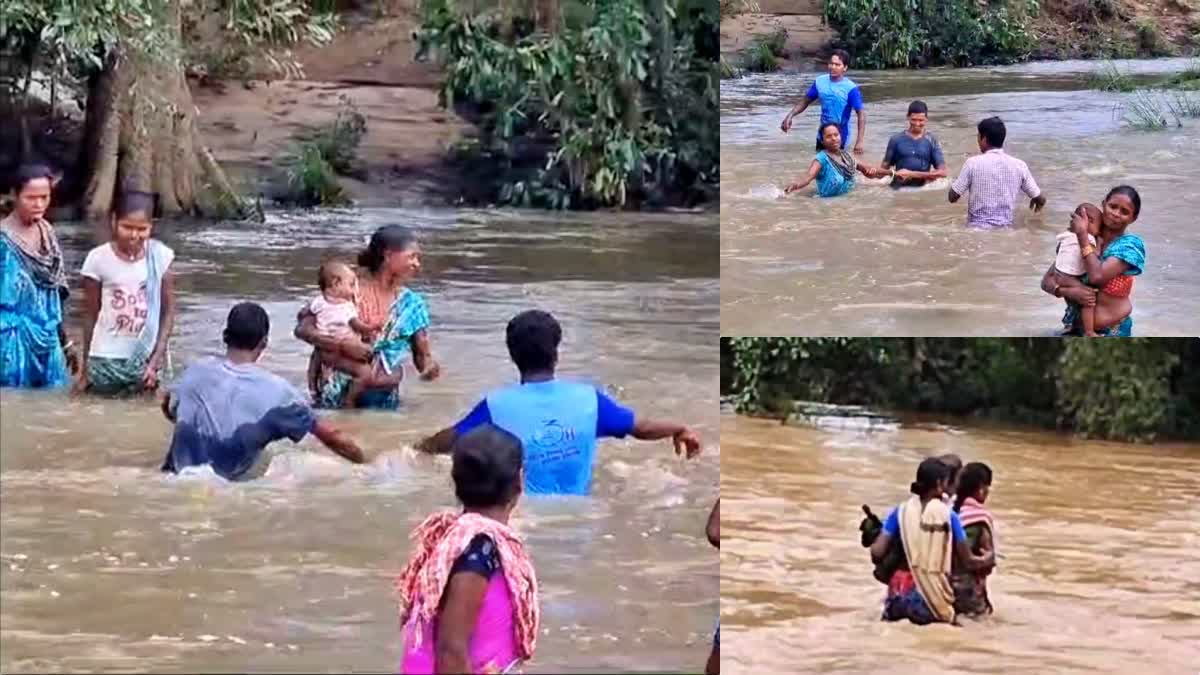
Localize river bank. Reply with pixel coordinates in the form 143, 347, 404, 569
720, 0, 1198, 74
4, 2, 718, 215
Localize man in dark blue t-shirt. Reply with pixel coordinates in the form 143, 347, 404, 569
880, 100, 947, 189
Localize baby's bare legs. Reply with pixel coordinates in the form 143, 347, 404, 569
343, 359, 404, 409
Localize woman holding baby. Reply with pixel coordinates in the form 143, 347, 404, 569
1040, 185, 1146, 337
294, 224, 441, 409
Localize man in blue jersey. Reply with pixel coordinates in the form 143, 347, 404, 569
417, 309, 702, 495
780, 49, 867, 156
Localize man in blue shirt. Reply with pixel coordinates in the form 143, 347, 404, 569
880, 100, 948, 189
160, 302, 365, 480
780, 49, 867, 155
418, 309, 702, 495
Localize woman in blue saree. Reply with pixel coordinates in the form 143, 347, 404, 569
1041, 185, 1146, 336
0, 165, 77, 388
785, 123, 887, 198
295, 225, 440, 409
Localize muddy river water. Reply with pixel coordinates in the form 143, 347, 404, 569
721, 412, 1200, 674
721, 57, 1200, 336
0, 208, 720, 672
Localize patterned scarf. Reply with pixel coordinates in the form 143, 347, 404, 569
824, 148, 859, 181
957, 496, 997, 552
0, 214, 68, 296
396, 511, 540, 660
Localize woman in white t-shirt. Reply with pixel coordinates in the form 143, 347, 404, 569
75, 191, 177, 395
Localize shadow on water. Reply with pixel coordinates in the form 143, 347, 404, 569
0, 207, 720, 673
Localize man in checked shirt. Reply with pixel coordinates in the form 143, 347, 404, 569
949, 116, 1047, 229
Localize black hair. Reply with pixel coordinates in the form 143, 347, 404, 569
977, 116, 1006, 148
358, 224, 417, 274
223, 302, 270, 350
937, 453, 963, 489
911, 457, 950, 496
831, 49, 851, 68
954, 462, 993, 512
114, 190, 156, 220
506, 309, 562, 374
818, 122, 842, 145
1105, 185, 1142, 219
12, 164, 54, 194
452, 424, 524, 508
907, 100, 928, 116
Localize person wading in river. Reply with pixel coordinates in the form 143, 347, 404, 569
868, 458, 994, 625
160, 302, 365, 480
880, 100, 947, 189
1040, 185, 1146, 337
1, 164, 78, 387
706, 498, 720, 675
397, 424, 539, 674
951, 462, 997, 617
949, 116, 1047, 229
780, 49, 867, 157
75, 190, 177, 396
416, 309, 702, 495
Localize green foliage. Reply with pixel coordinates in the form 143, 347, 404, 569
280, 96, 365, 206
306, 95, 367, 174
721, 338, 1200, 443
1057, 340, 1181, 442
719, 56, 742, 79
284, 143, 348, 206
719, 0, 758, 19
1121, 88, 1200, 130
823, 0, 1039, 69
743, 38, 779, 73
1088, 61, 1136, 92
416, 0, 718, 209
0, 0, 335, 101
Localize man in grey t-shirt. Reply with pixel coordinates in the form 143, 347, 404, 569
160, 302, 364, 480
880, 100, 947, 189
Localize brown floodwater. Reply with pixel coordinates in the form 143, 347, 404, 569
721, 58, 1200, 336
0, 208, 720, 673
721, 412, 1200, 674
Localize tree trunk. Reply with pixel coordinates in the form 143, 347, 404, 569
535, 0, 559, 34
80, 0, 248, 221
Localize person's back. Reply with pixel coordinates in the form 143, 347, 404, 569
485, 379, 601, 495
960, 150, 1036, 227
163, 357, 315, 480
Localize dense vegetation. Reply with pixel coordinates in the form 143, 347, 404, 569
415, 0, 718, 210
822, 0, 1040, 68
721, 338, 1200, 443
0, 0, 334, 218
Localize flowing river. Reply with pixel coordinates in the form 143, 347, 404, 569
721, 57, 1200, 336
720, 411, 1200, 674
0, 208, 720, 673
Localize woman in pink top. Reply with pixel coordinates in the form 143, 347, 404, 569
396, 424, 539, 674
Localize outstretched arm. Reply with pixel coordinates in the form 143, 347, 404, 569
853, 108, 867, 155
785, 160, 822, 194
311, 419, 366, 464
780, 92, 818, 133
632, 417, 701, 458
